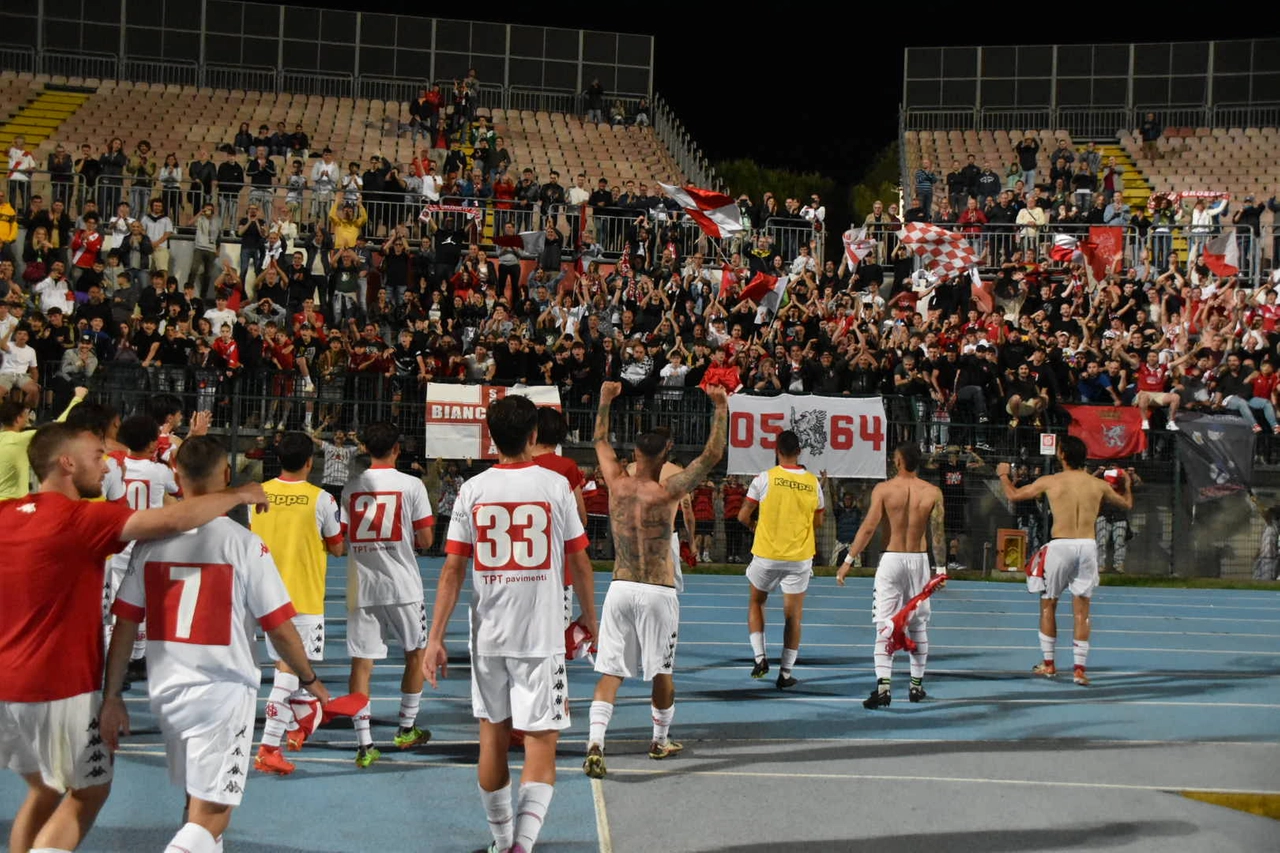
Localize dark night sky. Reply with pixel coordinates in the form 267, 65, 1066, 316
258, 4, 1266, 187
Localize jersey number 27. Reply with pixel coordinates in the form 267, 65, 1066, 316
348, 492, 404, 543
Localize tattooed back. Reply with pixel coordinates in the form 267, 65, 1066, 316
608, 475, 681, 586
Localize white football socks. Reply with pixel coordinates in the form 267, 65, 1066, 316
480, 782, 514, 851
513, 781, 554, 852
262, 670, 299, 748
588, 700, 613, 748
165, 822, 217, 853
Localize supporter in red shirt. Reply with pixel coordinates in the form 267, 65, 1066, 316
721, 476, 750, 563
0, 422, 267, 852
691, 481, 716, 563
582, 468, 610, 559
700, 347, 743, 394
211, 323, 241, 370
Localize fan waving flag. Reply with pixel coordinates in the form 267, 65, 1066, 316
1202, 228, 1240, 277
1049, 233, 1079, 262
898, 221, 978, 280
843, 227, 877, 267
737, 271, 789, 305
719, 262, 740, 298
659, 182, 744, 239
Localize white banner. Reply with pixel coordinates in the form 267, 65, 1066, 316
727, 394, 886, 479
425, 384, 561, 460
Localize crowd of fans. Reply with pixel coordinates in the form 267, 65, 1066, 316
1, 111, 1279, 458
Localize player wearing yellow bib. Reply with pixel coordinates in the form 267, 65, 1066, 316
737, 430, 825, 689
250, 432, 345, 775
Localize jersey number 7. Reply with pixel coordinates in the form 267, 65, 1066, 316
144, 562, 234, 645
473, 502, 551, 572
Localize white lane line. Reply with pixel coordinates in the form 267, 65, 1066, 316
591, 766, 1280, 796
676, 641, 1280, 655
671, 621, 1280, 639
591, 778, 613, 853
118, 695, 1280, 709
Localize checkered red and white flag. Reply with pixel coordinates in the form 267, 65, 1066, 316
898, 221, 978, 280
659, 182, 744, 239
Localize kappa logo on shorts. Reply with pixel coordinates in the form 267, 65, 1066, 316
553, 679, 565, 692
235, 726, 248, 739
87, 717, 100, 731
223, 780, 243, 795
88, 750, 106, 764
87, 765, 108, 778
232, 747, 244, 757
227, 764, 243, 776
87, 733, 103, 747
555, 665, 565, 676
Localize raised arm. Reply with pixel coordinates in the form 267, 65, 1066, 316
1101, 470, 1134, 510
593, 381, 625, 485
664, 385, 729, 498
995, 461, 1049, 502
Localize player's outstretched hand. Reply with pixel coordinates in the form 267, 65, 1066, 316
599, 381, 622, 404
836, 561, 852, 586
74, 386, 89, 400
704, 384, 729, 407
189, 410, 212, 436
995, 462, 1011, 478
99, 696, 130, 752
422, 639, 448, 688
235, 482, 270, 514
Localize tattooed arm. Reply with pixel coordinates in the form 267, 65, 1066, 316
594, 380, 625, 485
930, 488, 947, 572
664, 386, 729, 499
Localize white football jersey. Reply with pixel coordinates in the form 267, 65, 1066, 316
113, 518, 294, 734
102, 453, 125, 502
446, 462, 588, 657
115, 455, 179, 560
341, 466, 434, 608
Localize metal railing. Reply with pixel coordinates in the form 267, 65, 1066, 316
651, 93, 717, 191
0, 45, 35, 74
906, 103, 1280, 139
202, 64, 280, 95
358, 77, 423, 106
279, 71, 355, 100
120, 59, 199, 89
506, 87, 581, 116
36, 51, 119, 82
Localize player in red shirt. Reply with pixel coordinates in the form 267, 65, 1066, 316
720, 476, 749, 563
1130, 350, 1181, 431
0, 423, 268, 853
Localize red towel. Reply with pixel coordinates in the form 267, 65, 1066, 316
884, 575, 947, 655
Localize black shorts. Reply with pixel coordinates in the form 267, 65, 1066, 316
695, 519, 715, 535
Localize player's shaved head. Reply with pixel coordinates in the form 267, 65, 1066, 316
118, 414, 161, 453
535, 406, 568, 447
488, 396, 538, 457
634, 431, 671, 463
175, 435, 229, 490
1059, 435, 1088, 470
895, 442, 921, 473
277, 431, 316, 473
776, 430, 801, 459
28, 423, 98, 485
362, 422, 401, 459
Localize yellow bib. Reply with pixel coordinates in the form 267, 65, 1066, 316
753, 466, 821, 562
251, 479, 330, 614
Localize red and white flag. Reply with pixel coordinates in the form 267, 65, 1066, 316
1049, 233, 1079, 262
898, 222, 978, 279
737, 271, 789, 305
843, 227, 877, 267
659, 182, 744, 239
1202, 228, 1240, 277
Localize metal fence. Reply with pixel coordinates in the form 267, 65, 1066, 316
903, 103, 1280, 139
76, 367, 1277, 578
